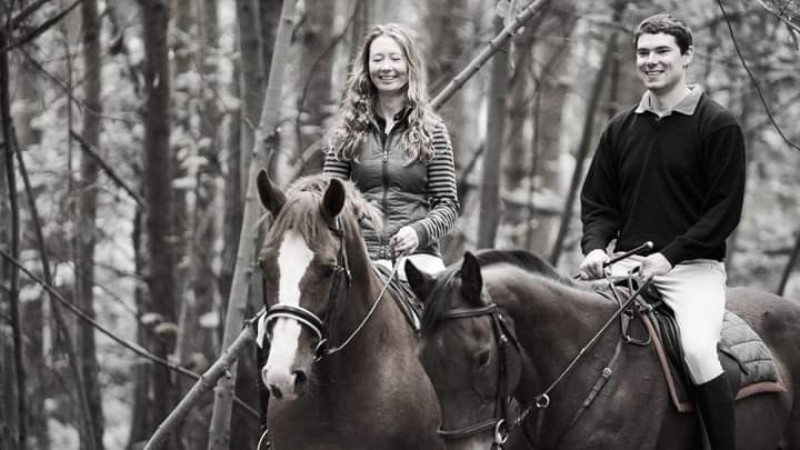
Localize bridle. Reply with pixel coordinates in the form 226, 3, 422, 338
436, 302, 521, 449
433, 274, 653, 450
262, 217, 396, 360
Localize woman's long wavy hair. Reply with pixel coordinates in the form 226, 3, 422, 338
329, 23, 439, 162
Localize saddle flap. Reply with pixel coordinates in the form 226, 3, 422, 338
640, 306, 785, 413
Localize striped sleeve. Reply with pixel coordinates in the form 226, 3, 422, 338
410, 123, 460, 248
322, 147, 352, 180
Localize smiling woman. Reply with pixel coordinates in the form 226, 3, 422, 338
323, 23, 460, 281
369, 35, 409, 97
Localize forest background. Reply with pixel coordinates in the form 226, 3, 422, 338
1, 0, 799, 449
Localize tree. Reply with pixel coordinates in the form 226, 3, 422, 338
208, 0, 299, 448
138, 0, 179, 448
74, 0, 105, 448
526, 6, 575, 254
1, 11, 25, 447
477, 14, 509, 248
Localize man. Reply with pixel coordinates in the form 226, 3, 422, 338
579, 14, 745, 450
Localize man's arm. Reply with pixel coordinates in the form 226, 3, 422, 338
659, 123, 746, 266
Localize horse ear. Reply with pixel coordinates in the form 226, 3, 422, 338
322, 178, 346, 219
406, 260, 434, 303
256, 169, 285, 217
460, 251, 483, 304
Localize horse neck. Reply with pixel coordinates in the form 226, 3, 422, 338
485, 267, 618, 402
327, 223, 410, 358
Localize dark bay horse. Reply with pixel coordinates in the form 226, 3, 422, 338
255, 170, 443, 449
407, 249, 800, 450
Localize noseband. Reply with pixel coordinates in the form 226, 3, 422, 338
437, 302, 521, 448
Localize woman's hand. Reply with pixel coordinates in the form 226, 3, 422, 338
390, 226, 419, 256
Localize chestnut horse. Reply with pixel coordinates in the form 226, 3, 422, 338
256, 171, 443, 449
407, 249, 800, 450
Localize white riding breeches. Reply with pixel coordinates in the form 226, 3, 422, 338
610, 256, 727, 385
375, 253, 446, 281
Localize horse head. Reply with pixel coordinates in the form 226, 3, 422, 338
256, 170, 356, 401
407, 251, 523, 449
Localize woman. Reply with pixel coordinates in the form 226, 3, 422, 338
323, 23, 459, 278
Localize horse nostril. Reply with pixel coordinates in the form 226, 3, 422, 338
269, 384, 283, 400
293, 370, 308, 394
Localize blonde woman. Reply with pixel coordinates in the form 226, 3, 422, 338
323, 23, 459, 278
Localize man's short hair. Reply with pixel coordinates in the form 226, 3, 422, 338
633, 14, 693, 54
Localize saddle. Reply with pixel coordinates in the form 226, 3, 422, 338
621, 285, 786, 412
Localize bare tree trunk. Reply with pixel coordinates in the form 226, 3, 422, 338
220, 8, 269, 444
74, 0, 105, 448
549, 7, 621, 266
477, 15, 509, 249
1, 20, 26, 449
294, 2, 335, 175
0, 34, 14, 446
171, 4, 194, 429
260, 0, 281, 87
505, 38, 534, 191
0, 20, 11, 444
208, 0, 299, 448
527, 7, 575, 255
424, 0, 472, 172
220, 5, 267, 445
221, 0, 266, 309
128, 209, 150, 450
139, 1, 180, 448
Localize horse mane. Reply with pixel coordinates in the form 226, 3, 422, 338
420, 249, 574, 335
265, 174, 382, 247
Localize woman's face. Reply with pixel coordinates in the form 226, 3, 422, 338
368, 35, 408, 96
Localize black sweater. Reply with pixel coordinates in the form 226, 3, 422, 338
580, 93, 746, 265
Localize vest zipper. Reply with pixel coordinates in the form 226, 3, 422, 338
380, 129, 393, 259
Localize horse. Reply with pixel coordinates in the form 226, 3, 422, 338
255, 170, 444, 449
406, 249, 800, 450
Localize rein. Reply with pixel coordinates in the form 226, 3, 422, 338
263, 217, 399, 360
519, 274, 652, 448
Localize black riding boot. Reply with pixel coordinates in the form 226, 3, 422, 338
696, 373, 736, 450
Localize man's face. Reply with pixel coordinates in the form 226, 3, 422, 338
636, 32, 693, 94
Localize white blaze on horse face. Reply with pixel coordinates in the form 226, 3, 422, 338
264, 230, 314, 397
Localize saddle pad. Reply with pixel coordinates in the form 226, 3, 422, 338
642, 310, 785, 413
372, 265, 422, 332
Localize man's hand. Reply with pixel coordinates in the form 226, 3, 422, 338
579, 249, 610, 280
390, 226, 419, 255
638, 252, 672, 282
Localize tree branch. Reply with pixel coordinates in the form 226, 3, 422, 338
144, 321, 259, 450
431, 0, 551, 110
0, 249, 260, 419
68, 128, 145, 207
1, 0, 81, 54
717, 0, 800, 152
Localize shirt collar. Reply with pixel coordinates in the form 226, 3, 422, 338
635, 85, 703, 117
372, 105, 413, 129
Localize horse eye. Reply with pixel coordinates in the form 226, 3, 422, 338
321, 264, 338, 278
476, 350, 491, 369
